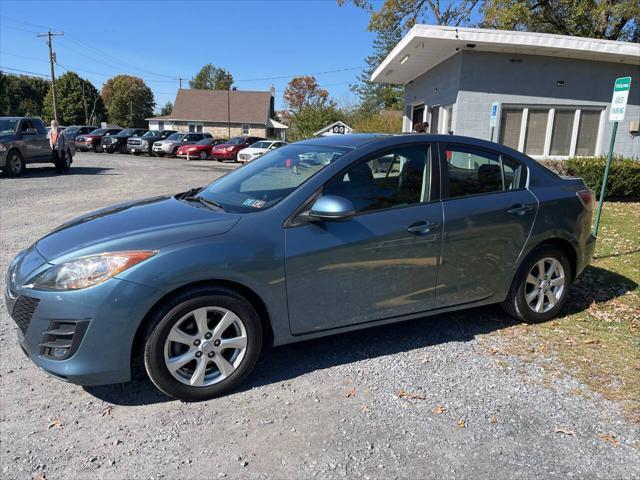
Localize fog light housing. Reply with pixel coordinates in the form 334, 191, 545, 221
40, 320, 89, 360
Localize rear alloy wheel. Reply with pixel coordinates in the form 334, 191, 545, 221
5, 150, 25, 176
144, 287, 262, 401
199, 151, 208, 160
502, 245, 572, 323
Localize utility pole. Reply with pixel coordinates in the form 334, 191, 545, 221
36, 30, 64, 124
129, 99, 133, 127
227, 87, 231, 138
81, 81, 88, 124
178, 77, 183, 89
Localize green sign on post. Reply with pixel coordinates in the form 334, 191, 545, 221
593, 77, 631, 237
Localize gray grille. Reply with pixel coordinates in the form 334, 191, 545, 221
11, 296, 40, 334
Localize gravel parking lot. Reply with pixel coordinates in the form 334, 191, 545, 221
1, 152, 638, 480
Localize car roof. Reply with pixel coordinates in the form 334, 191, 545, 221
296, 133, 389, 149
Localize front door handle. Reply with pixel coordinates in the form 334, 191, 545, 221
507, 204, 534, 216
407, 220, 440, 235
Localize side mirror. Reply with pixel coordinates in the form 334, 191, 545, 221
307, 195, 355, 222
24, 128, 38, 135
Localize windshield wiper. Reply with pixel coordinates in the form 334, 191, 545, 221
196, 196, 225, 211
177, 186, 204, 200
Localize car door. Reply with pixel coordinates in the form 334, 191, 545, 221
19, 120, 47, 161
435, 143, 537, 308
285, 143, 444, 335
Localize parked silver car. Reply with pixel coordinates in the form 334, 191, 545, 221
152, 132, 212, 157
0, 117, 73, 176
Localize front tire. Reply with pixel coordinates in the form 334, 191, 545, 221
502, 245, 572, 323
5, 150, 25, 176
199, 151, 208, 160
143, 286, 262, 401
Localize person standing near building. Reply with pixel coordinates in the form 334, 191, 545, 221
413, 122, 429, 133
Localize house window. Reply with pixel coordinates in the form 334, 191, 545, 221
549, 110, 574, 156
499, 109, 523, 150
498, 106, 602, 158
524, 109, 548, 156
242, 124, 250, 135
429, 106, 440, 134
575, 110, 600, 156
188, 123, 203, 133
411, 105, 425, 130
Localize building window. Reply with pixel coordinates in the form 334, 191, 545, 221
429, 106, 440, 134
411, 105, 425, 130
188, 123, 203, 133
499, 109, 523, 150
549, 110, 574, 156
242, 124, 250, 135
575, 110, 600, 156
443, 105, 453, 134
524, 109, 547, 156
498, 106, 602, 158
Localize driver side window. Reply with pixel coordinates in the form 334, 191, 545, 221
325, 145, 431, 214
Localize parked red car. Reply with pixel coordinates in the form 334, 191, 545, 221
210, 136, 265, 162
75, 128, 122, 152
176, 138, 228, 160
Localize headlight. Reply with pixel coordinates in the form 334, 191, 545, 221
225, 147, 234, 152
141, 140, 148, 146
32, 251, 156, 290
188, 148, 197, 151
0, 144, 7, 152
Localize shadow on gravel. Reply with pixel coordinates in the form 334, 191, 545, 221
84, 264, 636, 406
2, 166, 114, 178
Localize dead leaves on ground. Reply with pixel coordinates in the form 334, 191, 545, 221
457, 419, 466, 428
47, 418, 62, 430
100, 405, 113, 416
433, 405, 446, 414
554, 426, 576, 436
598, 433, 621, 447
396, 389, 426, 400
345, 387, 356, 398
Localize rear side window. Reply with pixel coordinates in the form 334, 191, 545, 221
443, 145, 525, 198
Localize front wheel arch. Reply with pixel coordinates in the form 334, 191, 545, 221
131, 280, 274, 370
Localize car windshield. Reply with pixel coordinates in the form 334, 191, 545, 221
143, 130, 159, 137
196, 138, 214, 145
226, 137, 247, 145
166, 133, 185, 141
119, 129, 136, 136
64, 126, 80, 134
0, 119, 19, 134
89, 128, 105, 135
250, 141, 271, 149
197, 144, 348, 213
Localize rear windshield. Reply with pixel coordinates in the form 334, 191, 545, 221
226, 137, 247, 145
89, 128, 105, 135
196, 138, 215, 145
166, 133, 185, 141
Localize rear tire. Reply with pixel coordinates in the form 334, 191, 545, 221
199, 151, 208, 160
501, 244, 572, 323
143, 286, 262, 401
4, 150, 25, 176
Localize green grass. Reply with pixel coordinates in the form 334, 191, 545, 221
493, 202, 640, 422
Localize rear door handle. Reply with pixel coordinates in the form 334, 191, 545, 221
407, 220, 440, 235
507, 204, 534, 216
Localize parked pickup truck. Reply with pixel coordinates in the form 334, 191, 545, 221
101, 128, 147, 154
127, 130, 176, 155
0, 116, 74, 176
76, 128, 122, 152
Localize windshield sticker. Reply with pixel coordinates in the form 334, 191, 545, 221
242, 198, 266, 209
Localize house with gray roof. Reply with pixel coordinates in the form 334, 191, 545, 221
146, 88, 287, 140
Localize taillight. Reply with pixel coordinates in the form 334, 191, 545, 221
576, 189, 595, 210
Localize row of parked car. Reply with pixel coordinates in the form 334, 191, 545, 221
67, 126, 287, 162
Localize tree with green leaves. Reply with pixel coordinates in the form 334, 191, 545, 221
350, 24, 404, 113
338, 0, 481, 32
0, 72, 50, 117
189, 64, 234, 90
160, 101, 173, 116
43, 71, 105, 125
102, 75, 154, 127
287, 104, 344, 142
482, 0, 639, 41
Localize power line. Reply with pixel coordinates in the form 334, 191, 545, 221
235, 67, 361, 83
0, 66, 50, 78
0, 13, 51, 31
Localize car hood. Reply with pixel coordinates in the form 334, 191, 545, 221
35, 195, 240, 262
213, 143, 241, 150
0, 133, 17, 142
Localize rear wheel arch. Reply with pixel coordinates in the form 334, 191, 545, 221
131, 280, 274, 368
534, 238, 577, 281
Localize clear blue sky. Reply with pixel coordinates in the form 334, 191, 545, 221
0, 0, 382, 111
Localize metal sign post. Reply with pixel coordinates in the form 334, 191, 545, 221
489, 101, 499, 142
593, 76, 631, 236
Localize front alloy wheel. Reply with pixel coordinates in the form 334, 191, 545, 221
199, 151, 208, 160
144, 287, 262, 401
5, 150, 25, 176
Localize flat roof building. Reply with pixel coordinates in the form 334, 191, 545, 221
372, 25, 640, 159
